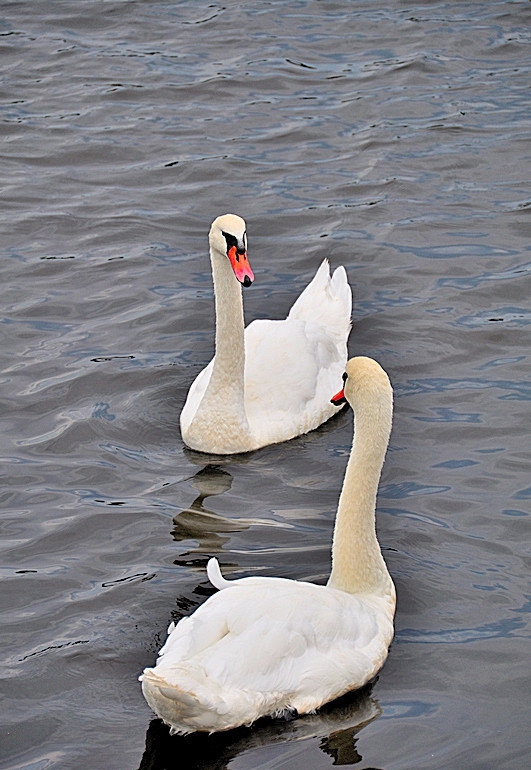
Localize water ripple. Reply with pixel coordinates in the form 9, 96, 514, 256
397, 615, 526, 644
396, 378, 530, 401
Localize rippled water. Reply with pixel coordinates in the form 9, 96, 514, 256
1, 2, 529, 769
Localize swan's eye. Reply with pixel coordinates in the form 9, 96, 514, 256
342, 372, 348, 383
222, 231, 238, 253
222, 230, 246, 256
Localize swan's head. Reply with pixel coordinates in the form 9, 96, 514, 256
209, 214, 254, 287
331, 356, 392, 411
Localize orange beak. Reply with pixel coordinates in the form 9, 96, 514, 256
330, 387, 346, 406
227, 245, 254, 287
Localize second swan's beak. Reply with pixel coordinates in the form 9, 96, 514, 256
331, 387, 346, 406
227, 246, 254, 287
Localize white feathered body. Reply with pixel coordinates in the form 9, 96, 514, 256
140, 563, 395, 735
180, 259, 351, 453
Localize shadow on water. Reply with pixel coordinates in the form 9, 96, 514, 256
169, 465, 251, 592
137, 684, 382, 770
171, 465, 243, 555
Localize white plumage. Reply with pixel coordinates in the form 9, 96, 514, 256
141, 356, 396, 734
180, 214, 352, 454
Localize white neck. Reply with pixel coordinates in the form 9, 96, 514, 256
327, 395, 393, 596
185, 244, 252, 452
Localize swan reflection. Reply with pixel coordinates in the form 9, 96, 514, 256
172, 465, 243, 556
138, 685, 382, 769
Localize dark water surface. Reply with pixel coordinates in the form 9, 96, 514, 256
1, 2, 529, 769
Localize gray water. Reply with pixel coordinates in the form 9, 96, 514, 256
1, 2, 530, 769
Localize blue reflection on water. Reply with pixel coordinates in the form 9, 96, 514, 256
397, 615, 526, 644
91, 402, 116, 421
455, 306, 529, 328
403, 243, 519, 260
477, 356, 526, 370
381, 507, 452, 530
381, 700, 438, 719
396, 378, 530, 400
414, 407, 482, 423
436, 260, 530, 288
380, 482, 451, 498
512, 487, 531, 500
432, 459, 479, 469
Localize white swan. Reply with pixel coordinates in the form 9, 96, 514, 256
180, 214, 352, 454
141, 356, 396, 734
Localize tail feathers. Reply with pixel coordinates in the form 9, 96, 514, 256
331, 265, 352, 309
288, 259, 352, 336
140, 666, 275, 734
206, 557, 232, 590
140, 668, 211, 735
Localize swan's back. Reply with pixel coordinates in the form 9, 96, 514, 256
243, 259, 351, 446
140, 570, 394, 734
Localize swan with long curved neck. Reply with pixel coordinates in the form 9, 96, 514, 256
180, 214, 352, 454
141, 356, 396, 734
